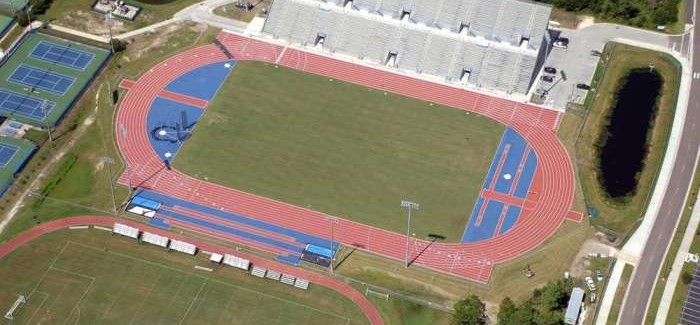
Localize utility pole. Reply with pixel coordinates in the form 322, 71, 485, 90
400, 200, 419, 268
119, 124, 133, 196
329, 216, 337, 274
40, 99, 52, 142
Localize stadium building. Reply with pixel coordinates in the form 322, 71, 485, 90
261, 0, 553, 96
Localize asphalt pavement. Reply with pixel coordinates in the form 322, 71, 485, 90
618, 2, 700, 322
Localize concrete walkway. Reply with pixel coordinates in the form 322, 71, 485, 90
654, 191, 700, 323
46, 24, 109, 43
596, 261, 628, 325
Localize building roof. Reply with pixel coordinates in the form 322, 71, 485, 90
565, 287, 585, 324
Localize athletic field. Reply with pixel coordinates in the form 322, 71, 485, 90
174, 62, 503, 242
0, 228, 370, 325
0, 32, 109, 126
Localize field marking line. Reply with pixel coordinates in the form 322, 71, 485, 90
158, 273, 191, 325
47, 267, 96, 325
182, 279, 212, 325
213, 286, 237, 325
243, 295, 264, 325
27, 242, 70, 299
126, 268, 165, 325
22, 291, 50, 325
66, 239, 353, 320
177, 279, 208, 325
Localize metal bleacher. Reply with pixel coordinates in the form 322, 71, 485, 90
262, 0, 552, 95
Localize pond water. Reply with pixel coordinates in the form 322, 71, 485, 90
598, 68, 662, 199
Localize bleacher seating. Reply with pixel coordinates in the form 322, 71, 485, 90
280, 273, 296, 285
251, 266, 267, 277
266, 269, 282, 280
294, 278, 310, 290
261, 0, 552, 95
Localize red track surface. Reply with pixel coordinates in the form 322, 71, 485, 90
114, 31, 577, 283
0, 216, 383, 325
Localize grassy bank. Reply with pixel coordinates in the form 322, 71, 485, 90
606, 263, 634, 325
40, 0, 200, 36
576, 42, 681, 240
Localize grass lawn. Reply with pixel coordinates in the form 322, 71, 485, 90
173, 61, 503, 242
0, 228, 370, 325
606, 263, 634, 325
576, 42, 681, 239
335, 218, 590, 312
214, 0, 272, 23
40, 0, 201, 36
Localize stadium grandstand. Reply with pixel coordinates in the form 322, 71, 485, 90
261, 0, 553, 95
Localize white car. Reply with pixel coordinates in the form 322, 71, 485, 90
585, 276, 597, 291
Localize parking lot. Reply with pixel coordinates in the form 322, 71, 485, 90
532, 24, 675, 109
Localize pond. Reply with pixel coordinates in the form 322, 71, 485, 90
597, 68, 662, 199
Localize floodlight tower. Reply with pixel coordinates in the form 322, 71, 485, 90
400, 200, 419, 268
40, 99, 52, 142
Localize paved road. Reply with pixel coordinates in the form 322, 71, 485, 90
619, 2, 700, 323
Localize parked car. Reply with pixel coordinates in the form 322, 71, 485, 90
542, 75, 554, 82
590, 50, 602, 57
585, 276, 597, 291
544, 66, 557, 74
553, 37, 569, 49
576, 83, 590, 90
596, 269, 604, 282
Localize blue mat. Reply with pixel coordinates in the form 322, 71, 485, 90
165, 61, 235, 101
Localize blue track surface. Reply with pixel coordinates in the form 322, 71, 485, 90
0, 88, 55, 120
137, 189, 339, 254
148, 217, 171, 230
147, 97, 204, 162
0, 143, 17, 167
165, 61, 235, 101
9, 64, 75, 95
30, 41, 94, 71
460, 128, 538, 243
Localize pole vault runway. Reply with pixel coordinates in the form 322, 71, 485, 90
115, 31, 581, 283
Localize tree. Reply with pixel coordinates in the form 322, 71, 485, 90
682, 270, 694, 285
451, 295, 486, 325
510, 301, 536, 325
497, 297, 516, 325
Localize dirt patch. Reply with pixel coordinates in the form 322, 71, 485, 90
124, 22, 205, 61
569, 238, 618, 277
55, 10, 128, 37
577, 16, 596, 30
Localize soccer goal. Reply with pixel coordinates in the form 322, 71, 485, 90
365, 287, 389, 301
4, 294, 27, 322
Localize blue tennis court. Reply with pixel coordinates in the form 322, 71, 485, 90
0, 88, 56, 121
30, 41, 95, 71
9, 64, 75, 95
0, 143, 18, 168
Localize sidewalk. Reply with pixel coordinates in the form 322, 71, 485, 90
654, 192, 700, 323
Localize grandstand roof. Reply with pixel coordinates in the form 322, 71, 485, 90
262, 0, 552, 95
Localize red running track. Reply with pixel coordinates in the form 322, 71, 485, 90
0, 216, 383, 325
114, 31, 577, 283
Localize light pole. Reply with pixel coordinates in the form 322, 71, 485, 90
119, 124, 133, 196
40, 99, 52, 142
329, 216, 337, 274
400, 200, 419, 268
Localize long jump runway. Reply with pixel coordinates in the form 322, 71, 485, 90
115, 31, 581, 283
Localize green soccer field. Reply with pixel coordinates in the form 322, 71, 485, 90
0, 229, 370, 325
174, 62, 504, 242
0, 32, 110, 127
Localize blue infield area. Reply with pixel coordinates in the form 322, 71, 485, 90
165, 61, 235, 101
461, 128, 538, 243
30, 41, 95, 71
147, 97, 204, 162
137, 189, 339, 264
